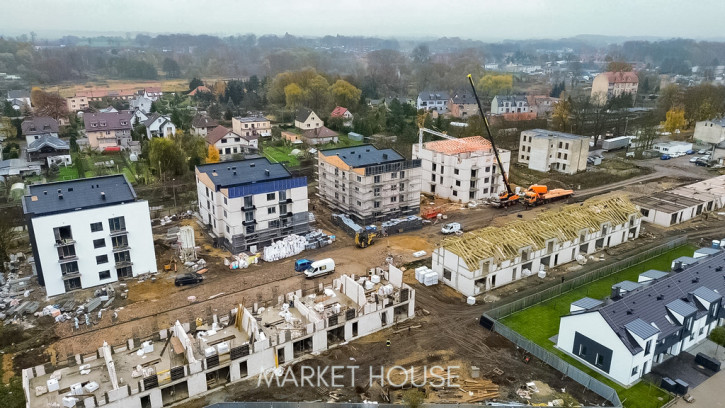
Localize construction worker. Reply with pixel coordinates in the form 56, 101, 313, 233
386, 339, 391, 349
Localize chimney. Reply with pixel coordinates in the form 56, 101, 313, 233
58, 193, 63, 200
101, 192, 106, 200
233, 171, 237, 175
610, 286, 621, 299
382, 153, 388, 160
265, 169, 270, 176
250, 163, 255, 168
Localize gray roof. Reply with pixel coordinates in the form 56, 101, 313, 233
493, 94, 528, 106
522, 129, 588, 141
691, 286, 722, 304
639, 269, 669, 280
84, 112, 133, 132
450, 91, 476, 105
319, 144, 404, 168
695, 247, 721, 257
7, 90, 30, 99
21, 117, 59, 136
295, 108, 315, 123
418, 91, 449, 101
196, 157, 292, 188
632, 192, 705, 215
589, 251, 725, 355
613, 280, 642, 292
192, 115, 218, 129
666, 298, 698, 317
235, 115, 269, 123
23, 175, 137, 217
625, 318, 660, 339
571, 297, 603, 310
26, 135, 70, 153
674, 256, 699, 266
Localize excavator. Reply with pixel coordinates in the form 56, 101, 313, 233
466, 74, 520, 208
354, 229, 377, 248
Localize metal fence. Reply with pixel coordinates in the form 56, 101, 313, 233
481, 236, 690, 408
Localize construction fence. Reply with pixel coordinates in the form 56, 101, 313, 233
481, 236, 689, 408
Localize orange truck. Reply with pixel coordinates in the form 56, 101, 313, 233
521, 185, 574, 206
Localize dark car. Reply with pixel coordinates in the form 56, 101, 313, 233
695, 159, 710, 167
175, 273, 204, 286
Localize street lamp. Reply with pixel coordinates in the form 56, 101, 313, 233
172, 178, 177, 210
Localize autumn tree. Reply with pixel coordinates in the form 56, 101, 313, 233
206, 144, 220, 163
213, 80, 226, 98
149, 137, 186, 181
661, 107, 686, 132
330, 80, 362, 110
551, 97, 572, 132
305, 75, 330, 111
0, 117, 18, 140
31, 88, 68, 120
477, 74, 513, 98
284, 83, 305, 109
606, 61, 633, 72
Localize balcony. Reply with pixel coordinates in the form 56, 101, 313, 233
242, 204, 255, 211
115, 260, 133, 268
242, 219, 257, 226
112, 244, 130, 252
58, 255, 78, 263
280, 212, 293, 218
54, 239, 76, 247
61, 271, 81, 280
109, 228, 128, 237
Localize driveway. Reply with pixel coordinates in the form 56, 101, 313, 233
670, 339, 725, 407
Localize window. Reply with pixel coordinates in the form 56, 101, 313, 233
246, 225, 255, 234
279, 191, 286, 201
223, 210, 227, 218
223, 197, 227, 205
243, 196, 253, 208
440, 166, 444, 174
431, 174, 436, 182
432, 163, 437, 171
390, 196, 397, 203
454, 169, 459, 175
96, 255, 108, 265
268, 207, 276, 214
374, 175, 381, 183
374, 201, 381, 208
578, 344, 587, 357
455, 180, 461, 187
391, 172, 397, 179
400, 171, 405, 178
356, 200, 362, 206
108, 216, 126, 233
644, 340, 652, 356
631, 366, 638, 376
245, 211, 254, 222
93, 239, 106, 249
114, 251, 131, 264
61, 261, 79, 276
374, 187, 381, 197
267, 193, 275, 201
453, 190, 458, 196
112, 235, 128, 249
356, 176, 362, 182
90, 222, 103, 232
226, 225, 230, 233
99, 270, 111, 280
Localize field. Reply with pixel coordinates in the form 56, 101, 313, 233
41, 78, 192, 97
509, 157, 651, 190
501, 245, 697, 408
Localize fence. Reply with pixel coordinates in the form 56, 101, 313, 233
480, 236, 690, 408
205, 404, 557, 408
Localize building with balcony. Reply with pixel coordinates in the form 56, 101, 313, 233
84, 112, 134, 151
22, 175, 157, 297
195, 158, 309, 254
205, 126, 258, 159
317, 145, 422, 225
519, 129, 589, 175
232, 115, 271, 138
412, 136, 510, 203
21, 266, 415, 408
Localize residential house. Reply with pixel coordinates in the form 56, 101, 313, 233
633, 175, 725, 227
433, 195, 641, 297
84, 112, 133, 151
556, 248, 725, 386
281, 131, 302, 144
143, 87, 162, 101
412, 136, 510, 202
130, 108, 149, 125
527, 95, 559, 118
129, 95, 153, 114
490, 95, 529, 115
591, 71, 638, 104
317, 145, 422, 225
301, 126, 339, 145
195, 158, 310, 253
232, 115, 271, 138
189, 85, 212, 96
143, 113, 176, 139
206, 126, 258, 159
22, 175, 157, 296
26, 135, 71, 167
0, 159, 42, 180
294, 108, 322, 130
7, 90, 31, 110
385, 96, 415, 109
447, 91, 478, 119
65, 95, 89, 112
191, 115, 219, 137
21, 117, 59, 145
416, 91, 449, 113
519, 129, 589, 175
331, 106, 354, 127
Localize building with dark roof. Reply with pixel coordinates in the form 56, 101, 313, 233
21, 117, 59, 144
490, 95, 529, 115
294, 108, 322, 130
557, 248, 725, 386
191, 114, 219, 137
22, 175, 156, 296
26, 135, 70, 166
205, 126, 258, 159
447, 91, 478, 118
195, 158, 309, 254
84, 111, 133, 151
317, 144, 422, 224
416, 91, 449, 113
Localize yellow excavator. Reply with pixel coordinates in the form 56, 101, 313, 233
354, 229, 377, 248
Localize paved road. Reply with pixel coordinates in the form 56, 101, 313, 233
673, 369, 725, 407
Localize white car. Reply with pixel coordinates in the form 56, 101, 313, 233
441, 222, 462, 235
690, 156, 700, 163
698, 149, 708, 154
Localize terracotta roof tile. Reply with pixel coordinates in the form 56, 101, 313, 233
423, 136, 492, 155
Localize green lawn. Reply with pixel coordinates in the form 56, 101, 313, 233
264, 146, 300, 167
501, 244, 697, 408
56, 165, 79, 180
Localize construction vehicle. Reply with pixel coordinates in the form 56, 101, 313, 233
354, 227, 377, 248
466, 74, 520, 208
521, 185, 574, 206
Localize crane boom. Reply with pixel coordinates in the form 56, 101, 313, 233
418, 127, 459, 150
466, 74, 514, 197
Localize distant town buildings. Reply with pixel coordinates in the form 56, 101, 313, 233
23, 175, 156, 296
527, 95, 559, 118
331, 106, 354, 127
7, 90, 31, 111
591, 71, 638, 104
519, 129, 589, 175
412, 136, 510, 202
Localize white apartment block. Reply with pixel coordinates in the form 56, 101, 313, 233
490, 95, 529, 115
22, 267, 415, 408
195, 158, 309, 254
412, 136, 510, 203
317, 145, 422, 225
519, 129, 589, 175
22, 175, 157, 297
232, 115, 271, 138
432, 196, 641, 297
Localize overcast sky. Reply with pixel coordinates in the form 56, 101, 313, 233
3, 0, 724, 41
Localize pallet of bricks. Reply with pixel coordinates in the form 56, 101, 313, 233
304, 229, 334, 250
331, 214, 363, 237
381, 215, 423, 236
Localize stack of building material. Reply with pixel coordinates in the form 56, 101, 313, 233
414, 266, 438, 286
304, 229, 333, 250
262, 235, 307, 262
381, 215, 423, 235
331, 213, 363, 237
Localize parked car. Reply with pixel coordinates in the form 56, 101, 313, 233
690, 156, 700, 163
696, 159, 710, 167
295, 259, 313, 272
686, 149, 696, 155
175, 273, 204, 286
660, 154, 671, 160
441, 222, 462, 235
304, 258, 335, 278
698, 149, 708, 154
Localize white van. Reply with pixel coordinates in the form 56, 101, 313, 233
304, 258, 335, 278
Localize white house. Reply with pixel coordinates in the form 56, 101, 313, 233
21, 117, 59, 145
205, 126, 258, 159
416, 91, 449, 113
490, 95, 529, 115
556, 249, 725, 386
143, 87, 163, 101
7, 90, 31, 110
196, 158, 310, 254
294, 108, 322, 130
129, 95, 153, 114
144, 113, 176, 139
22, 175, 157, 297
412, 136, 510, 202
432, 195, 641, 297
519, 129, 589, 175
331, 106, 354, 127
232, 115, 271, 138
191, 115, 219, 137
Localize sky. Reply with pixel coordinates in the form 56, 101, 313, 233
3, 0, 725, 41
